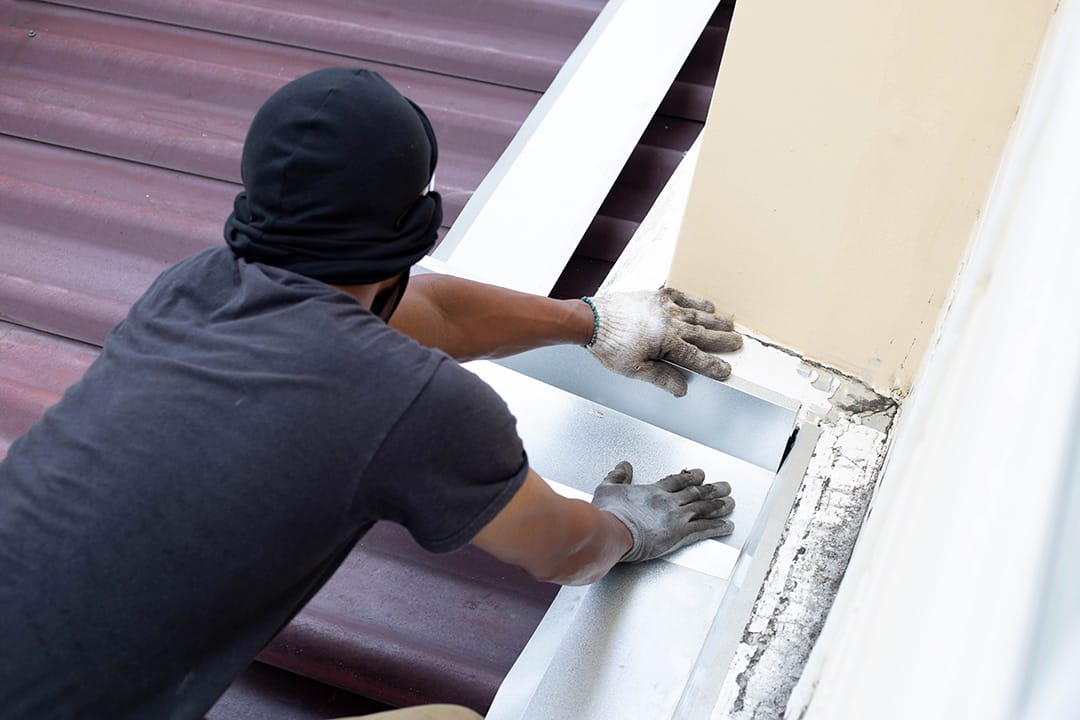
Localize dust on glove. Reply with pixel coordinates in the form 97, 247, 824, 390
585, 287, 742, 397
591, 461, 735, 563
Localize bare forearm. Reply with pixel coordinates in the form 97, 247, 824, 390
471, 470, 632, 586
533, 500, 632, 586
390, 274, 595, 361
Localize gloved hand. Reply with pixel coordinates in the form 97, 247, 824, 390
584, 287, 742, 397
591, 461, 735, 563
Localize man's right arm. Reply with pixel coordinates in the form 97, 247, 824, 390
470, 465, 735, 585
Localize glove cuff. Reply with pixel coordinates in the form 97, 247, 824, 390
583, 293, 639, 365
597, 505, 646, 563
580, 296, 600, 348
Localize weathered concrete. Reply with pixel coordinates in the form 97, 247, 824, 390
710, 366, 896, 720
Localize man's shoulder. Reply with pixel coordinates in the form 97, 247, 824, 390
409, 359, 514, 422
154, 246, 234, 284
122, 248, 465, 399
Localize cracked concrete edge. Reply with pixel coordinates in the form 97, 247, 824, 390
709, 385, 896, 720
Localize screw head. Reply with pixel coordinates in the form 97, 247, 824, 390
27, 30, 37, 38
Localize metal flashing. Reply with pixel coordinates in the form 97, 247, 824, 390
465, 360, 778, 554
493, 344, 799, 473
473, 362, 818, 720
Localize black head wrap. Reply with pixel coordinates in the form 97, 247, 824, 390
224, 67, 441, 284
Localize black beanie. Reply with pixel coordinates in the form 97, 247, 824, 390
224, 67, 442, 284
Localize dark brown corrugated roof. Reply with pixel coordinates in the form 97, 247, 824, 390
1, 0, 554, 344
0, 0, 732, 715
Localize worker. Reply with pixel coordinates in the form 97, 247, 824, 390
0, 68, 742, 719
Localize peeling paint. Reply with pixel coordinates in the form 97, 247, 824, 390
826, 377, 898, 433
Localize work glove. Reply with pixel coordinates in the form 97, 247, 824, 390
591, 461, 735, 563
584, 287, 742, 397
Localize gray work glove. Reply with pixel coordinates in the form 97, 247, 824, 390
591, 461, 735, 563
584, 287, 742, 397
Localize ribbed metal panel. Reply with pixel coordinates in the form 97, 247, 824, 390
45, 0, 601, 91
210, 662, 394, 720
0, 322, 97, 455
0, 0, 731, 714
259, 523, 558, 711
1, 0, 544, 344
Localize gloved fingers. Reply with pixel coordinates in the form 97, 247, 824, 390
686, 518, 736, 541
659, 287, 715, 313
673, 307, 735, 332
655, 467, 706, 492
602, 461, 634, 485
664, 342, 733, 381
687, 495, 736, 520
663, 519, 737, 557
635, 360, 689, 397
672, 480, 729, 505
678, 324, 743, 353
708, 480, 733, 497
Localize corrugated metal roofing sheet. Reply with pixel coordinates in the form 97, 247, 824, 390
1, 0, 549, 344
0, 0, 733, 714
260, 523, 558, 711
0, 321, 97, 455
211, 661, 394, 719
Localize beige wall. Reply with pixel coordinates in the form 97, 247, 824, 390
668, 0, 1055, 394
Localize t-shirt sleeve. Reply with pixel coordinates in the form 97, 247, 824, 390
356, 359, 529, 553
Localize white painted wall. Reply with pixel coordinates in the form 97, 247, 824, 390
667, 0, 1055, 394
787, 0, 1080, 715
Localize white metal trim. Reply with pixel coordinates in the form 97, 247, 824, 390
434, 0, 721, 296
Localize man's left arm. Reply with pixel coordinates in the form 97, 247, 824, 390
390, 272, 743, 396
389, 273, 594, 361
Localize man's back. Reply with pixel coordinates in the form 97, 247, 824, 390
0, 248, 527, 718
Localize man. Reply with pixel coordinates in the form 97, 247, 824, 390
0, 68, 742, 719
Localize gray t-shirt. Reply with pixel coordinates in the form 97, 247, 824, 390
0, 248, 529, 719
